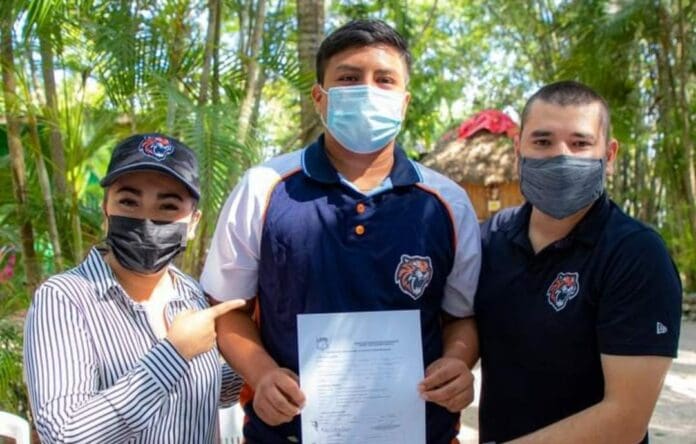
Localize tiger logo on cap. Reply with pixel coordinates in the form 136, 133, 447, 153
395, 254, 433, 300
139, 136, 174, 161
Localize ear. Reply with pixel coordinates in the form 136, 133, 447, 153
187, 209, 202, 241
605, 138, 619, 176
311, 83, 325, 112
513, 133, 522, 173
101, 192, 110, 233
514, 133, 522, 157
401, 91, 412, 118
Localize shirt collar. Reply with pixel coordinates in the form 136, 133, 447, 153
301, 134, 421, 187
77, 246, 198, 301
77, 247, 122, 299
567, 193, 611, 246
504, 202, 534, 251
504, 193, 611, 250
168, 266, 203, 299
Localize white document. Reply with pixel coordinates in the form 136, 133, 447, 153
297, 310, 425, 444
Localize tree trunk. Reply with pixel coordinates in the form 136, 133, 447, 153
27, 109, 64, 270
199, 0, 217, 107
250, 68, 267, 138
186, 0, 220, 275
236, 0, 249, 60
212, 0, 222, 105
166, 2, 188, 134
1, 11, 41, 291
654, 3, 696, 288
25, 34, 63, 270
38, 31, 68, 196
68, 66, 88, 262
296, 0, 324, 147
236, 0, 266, 146
676, 0, 696, 237
23, 45, 63, 269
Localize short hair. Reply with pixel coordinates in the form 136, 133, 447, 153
520, 80, 612, 142
315, 19, 412, 85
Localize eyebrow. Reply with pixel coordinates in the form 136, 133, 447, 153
529, 130, 595, 141
571, 132, 595, 140
116, 186, 142, 196
115, 187, 183, 201
157, 192, 184, 202
334, 64, 362, 73
334, 64, 398, 76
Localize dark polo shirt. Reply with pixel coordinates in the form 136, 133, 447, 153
475, 195, 681, 443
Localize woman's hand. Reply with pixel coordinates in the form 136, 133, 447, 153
167, 300, 245, 360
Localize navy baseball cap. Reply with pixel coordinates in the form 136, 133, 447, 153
100, 133, 200, 200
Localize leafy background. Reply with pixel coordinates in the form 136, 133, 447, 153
0, 0, 694, 420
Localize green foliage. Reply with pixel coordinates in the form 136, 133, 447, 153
0, 0, 693, 359
0, 0, 693, 424
0, 0, 693, 286
0, 321, 29, 419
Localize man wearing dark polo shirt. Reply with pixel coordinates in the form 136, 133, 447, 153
475, 81, 682, 443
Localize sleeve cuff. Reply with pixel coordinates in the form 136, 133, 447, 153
441, 291, 475, 318
599, 343, 678, 358
200, 269, 258, 302
140, 340, 189, 393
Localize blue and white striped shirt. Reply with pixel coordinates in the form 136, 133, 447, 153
24, 247, 243, 443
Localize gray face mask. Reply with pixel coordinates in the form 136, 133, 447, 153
520, 155, 605, 219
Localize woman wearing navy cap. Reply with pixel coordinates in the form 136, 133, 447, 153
24, 133, 243, 443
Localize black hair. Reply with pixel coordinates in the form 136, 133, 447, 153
315, 19, 412, 85
521, 80, 612, 141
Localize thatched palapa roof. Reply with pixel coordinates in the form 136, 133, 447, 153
422, 110, 519, 186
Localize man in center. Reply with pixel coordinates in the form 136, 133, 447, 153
201, 19, 480, 443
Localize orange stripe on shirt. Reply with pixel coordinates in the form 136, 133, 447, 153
260, 167, 303, 229
241, 168, 300, 407
415, 183, 459, 250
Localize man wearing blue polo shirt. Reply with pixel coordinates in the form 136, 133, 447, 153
475, 81, 682, 443
201, 20, 481, 444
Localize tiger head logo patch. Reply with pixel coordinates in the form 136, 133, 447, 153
139, 136, 174, 161
546, 272, 580, 312
394, 254, 433, 300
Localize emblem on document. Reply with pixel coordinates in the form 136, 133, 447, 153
315, 337, 329, 351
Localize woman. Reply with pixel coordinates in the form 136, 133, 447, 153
24, 134, 243, 443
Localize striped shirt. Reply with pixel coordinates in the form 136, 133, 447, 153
24, 247, 243, 443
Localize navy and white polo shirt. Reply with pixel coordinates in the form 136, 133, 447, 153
201, 136, 481, 444
475, 194, 682, 443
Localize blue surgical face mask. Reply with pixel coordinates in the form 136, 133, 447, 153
520, 155, 605, 219
319, 85, 406, 154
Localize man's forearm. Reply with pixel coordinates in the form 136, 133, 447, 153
507, 399, 641, 444
215, 308, 278, 389
508, 355, 672, 444
442, 315, 479, 368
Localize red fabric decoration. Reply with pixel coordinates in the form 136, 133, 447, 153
457, 109, 519, 140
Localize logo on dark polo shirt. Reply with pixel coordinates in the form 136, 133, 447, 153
656, 322, 668, 335
139, 136, 174, 160
546, 272, 580, 311
394, 254, 433, 300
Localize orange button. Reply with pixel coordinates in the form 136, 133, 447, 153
354, 225, 365, 235
356, 203, 366, 214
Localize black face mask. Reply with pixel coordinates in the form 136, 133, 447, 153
106, 215, 188, 274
